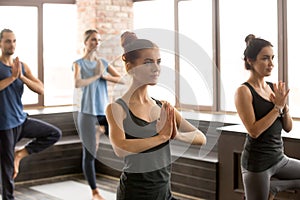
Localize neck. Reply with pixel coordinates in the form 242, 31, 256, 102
124, 84, 150, 104
247, 76, 266, 88
0, 55, 13, 66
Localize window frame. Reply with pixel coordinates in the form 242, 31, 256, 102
0, 0, 75, 107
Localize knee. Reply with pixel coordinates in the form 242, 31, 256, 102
51, 126, 62, 142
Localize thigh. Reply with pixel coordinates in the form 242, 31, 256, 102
242, 167, 271, 200
274, 156, 300, 179
21, 117, 59, 139
77, 113, 97, 150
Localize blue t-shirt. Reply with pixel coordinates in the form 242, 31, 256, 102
0, 61, 27, 130
74, 58, 109, 116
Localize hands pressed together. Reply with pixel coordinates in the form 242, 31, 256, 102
270, 81, 289, 110
156, 102, 177, 141
11, 57, 23, 80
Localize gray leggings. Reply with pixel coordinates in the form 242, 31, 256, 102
242, 156, 300, 200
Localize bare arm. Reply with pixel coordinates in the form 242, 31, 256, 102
0, 57, 20, 91
19, 60, 44, 95
106, 102, 173, 158
101, 64, 124, 84
172, 108, 207, 145
234, 85, 282, 138
73, 62, 101, 88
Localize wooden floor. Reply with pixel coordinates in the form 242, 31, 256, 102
13, 174, 204, 200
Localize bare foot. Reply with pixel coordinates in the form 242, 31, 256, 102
92, 189, 105, 200
14, 148, 29, 179
268, 192, 275, 200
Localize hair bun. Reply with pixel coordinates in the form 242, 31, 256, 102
245, 34, 256, 46
121, 31, 138, 48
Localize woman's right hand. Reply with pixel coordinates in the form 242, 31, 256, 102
270, 81, 289, 109
156, 102, 174, 141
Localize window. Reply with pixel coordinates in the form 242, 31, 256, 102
43, 3, 77, 106
133, 0, 176, 105
287, 0, 300, 118
178, 0, 213, 108
219, 0, 278, 112
0, 6, 38, 105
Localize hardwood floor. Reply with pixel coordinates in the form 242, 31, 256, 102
12, 174, 203, 200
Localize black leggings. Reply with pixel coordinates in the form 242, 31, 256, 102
0, 117, 61, 200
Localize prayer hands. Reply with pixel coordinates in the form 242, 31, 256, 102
270, 81, 289, 109
156, 102, 177, 140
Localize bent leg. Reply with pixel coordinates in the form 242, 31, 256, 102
270, 156, 300, 195
21, 117, 62, 154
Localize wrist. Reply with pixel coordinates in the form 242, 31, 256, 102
274, 105, 284, 116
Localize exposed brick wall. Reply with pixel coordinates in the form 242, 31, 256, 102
76, 0, 134, 101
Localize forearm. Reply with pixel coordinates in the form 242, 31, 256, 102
21, 76, 44, 95
248, 107, 280, 138
75, 75, 100, 88
102, 74, 124, 84
112, 135, 168, 157
175, 129, 207, 145
0, 76, 17, 91
282, 105, 292, 132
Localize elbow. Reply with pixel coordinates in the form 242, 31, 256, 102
202, 136, 207, 145
247, 129, 261, 139
38, 88, 44, 95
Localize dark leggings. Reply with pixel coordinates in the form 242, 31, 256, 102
242, 156, 300, 200
76, 112, 108, 190
0, 117, 61, 200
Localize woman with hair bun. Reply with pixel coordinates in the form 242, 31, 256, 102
235, 34, 300, 200
73, 29, 123, 200
106, 31, 206, 200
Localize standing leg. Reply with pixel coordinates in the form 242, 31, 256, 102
0, 129, 19, 200
242, 167, 271, 200
77, 113, 105, 200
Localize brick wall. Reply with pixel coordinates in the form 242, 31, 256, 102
76, 0, 134, 101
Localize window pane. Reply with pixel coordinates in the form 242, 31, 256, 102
287, 0, 300, 118
133, 0, 175, 105
43, 4, 77, 106
0, 6, 38, 105
219, 0, 278, 112
178, 0, 213, 107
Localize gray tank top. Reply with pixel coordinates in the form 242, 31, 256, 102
115, 98, 173, 200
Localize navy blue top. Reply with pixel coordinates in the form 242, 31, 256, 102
0, 61, 27, 130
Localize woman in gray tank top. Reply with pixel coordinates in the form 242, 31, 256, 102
106, 31, 207, 200
235, 34, 300, 200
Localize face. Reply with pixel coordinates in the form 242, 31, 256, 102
84, 32, 102, 52
249, 46, 274, 77
0, 32, 16, 56
129, 48, 161, 86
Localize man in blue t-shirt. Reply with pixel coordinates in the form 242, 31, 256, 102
0, 28, 61, 200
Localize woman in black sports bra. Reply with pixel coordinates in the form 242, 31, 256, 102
235, 34, 300, 200
106, 31, 207, 200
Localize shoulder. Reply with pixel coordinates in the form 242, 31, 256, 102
100, 58, 108, 66
106, 101, 126, 120
235, 84, 252, 103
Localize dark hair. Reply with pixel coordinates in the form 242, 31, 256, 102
84, 29, 98, 43
121, 31, 157, 65
243, 34, 273, 70
0, 29, 13, 41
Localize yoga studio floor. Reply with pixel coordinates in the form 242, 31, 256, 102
5, 174, 203, 200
